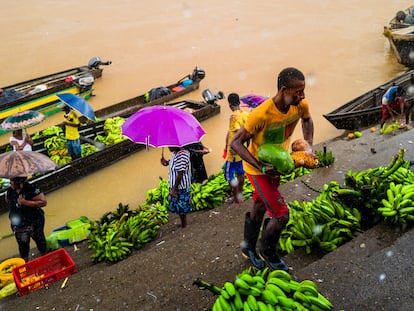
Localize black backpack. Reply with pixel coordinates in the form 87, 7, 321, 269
145, 87, 172, 103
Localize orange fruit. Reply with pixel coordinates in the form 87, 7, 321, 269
347, 133, 355, 139
370, 127, 377, 132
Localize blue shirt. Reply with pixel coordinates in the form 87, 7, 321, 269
382, 86, 399, 104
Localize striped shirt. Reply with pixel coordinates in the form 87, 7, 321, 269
168, 149, 191, 190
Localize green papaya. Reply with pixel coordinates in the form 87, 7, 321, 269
258, 144, 294, 174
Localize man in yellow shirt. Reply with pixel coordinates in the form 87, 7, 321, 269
231, 67, 314, 271
62, 105, 81, 160
224, 93, 249, 203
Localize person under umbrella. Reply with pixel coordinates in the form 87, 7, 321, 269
122, 105, 206, 228
0, 151, 55, 262
9, 129, 33, 151
2, 110, 45, 152
160, 146, 192, 228
61, 104, 81, 160
5, 177, 48, 262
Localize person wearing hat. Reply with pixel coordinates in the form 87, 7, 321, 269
61, 105, 81, 160
5, 177, 48, 262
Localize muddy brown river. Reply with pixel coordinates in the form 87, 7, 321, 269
0, 0, 410, 259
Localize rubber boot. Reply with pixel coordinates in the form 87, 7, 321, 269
259, 218, 289, 271
241, 212, 265, 269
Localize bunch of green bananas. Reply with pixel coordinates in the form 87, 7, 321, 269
44, 134, 72, 165
95, 117, 128, 146
195, 267, 333, 311
49, 154, 72, 166
88, 202, 168, 263
44, 135, 66, 151
81, 143, 99, 157
145, 178, 169, 206
127, 204, 168, 250
380, 120, 400, 134
191, 173, 230, 211
279, 166, 313, 184
378, 182, 414, 224
279, 180, 361, 255
344, 148, 414, 225
32, 125, 63, 139
88, 220, 134, 263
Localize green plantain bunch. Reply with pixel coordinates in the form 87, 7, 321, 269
88, 202, 168, 263
195, 267, 333, 311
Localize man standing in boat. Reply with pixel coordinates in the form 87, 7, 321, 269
380, 86, 412, 128
61, 105, 81, 160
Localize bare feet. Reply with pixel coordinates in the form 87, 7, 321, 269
179, 214, 187, 228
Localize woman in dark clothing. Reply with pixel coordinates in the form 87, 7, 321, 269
185, 142, 211, 184
6, 177, 48, 262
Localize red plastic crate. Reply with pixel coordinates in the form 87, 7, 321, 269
12, 248, 76, 296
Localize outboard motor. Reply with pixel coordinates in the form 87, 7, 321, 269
202, 89, 225, 105
191, 67, 205, 82
74, 73, 95, 93
88, 57, 112, 69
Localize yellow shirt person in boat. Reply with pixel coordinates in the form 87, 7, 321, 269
62, 105, 81, 160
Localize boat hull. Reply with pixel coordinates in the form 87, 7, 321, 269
0, 68, 214, 210
323, 69, 414, 130
0, 57, 111, 133
31, 100, 220, 195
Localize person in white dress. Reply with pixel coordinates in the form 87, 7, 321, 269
9, 129, 33, 151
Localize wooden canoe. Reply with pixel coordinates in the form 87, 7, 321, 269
0, 57, 112, 134
384, 25, 414, 68
0, 69, 217, 210
383, 7, 414, 68
323, 69, 414, 130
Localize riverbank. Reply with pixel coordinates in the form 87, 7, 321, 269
1, 125, 413, 311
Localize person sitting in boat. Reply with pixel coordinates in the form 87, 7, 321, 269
9, 129, 33, 151
396, 11, 414, 26
380, 86, 412, 128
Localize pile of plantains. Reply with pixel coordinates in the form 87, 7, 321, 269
278, 148, 414, 256
86, 165, 316, 264
194, 266, 334, 311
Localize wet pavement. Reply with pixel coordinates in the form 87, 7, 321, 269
280, 126, 414, 311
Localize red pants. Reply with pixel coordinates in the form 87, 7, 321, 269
247, 174, 289, 219
381, 98, 410, 121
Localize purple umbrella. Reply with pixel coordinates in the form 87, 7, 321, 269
121, 105, 206, 149
240, 94, 268, 108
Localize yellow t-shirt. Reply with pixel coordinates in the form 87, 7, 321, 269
243, 98, 311, 175
63, 111, 80, 140
227, 109, 249, 162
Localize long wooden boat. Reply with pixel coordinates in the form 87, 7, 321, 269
383, 7, 414, 68
383, 25, 414, 68
0, 56, 112, 134
323, 69, 414, 130
0, 69, 217, 210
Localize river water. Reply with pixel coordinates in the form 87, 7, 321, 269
0, 0, 411, 260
